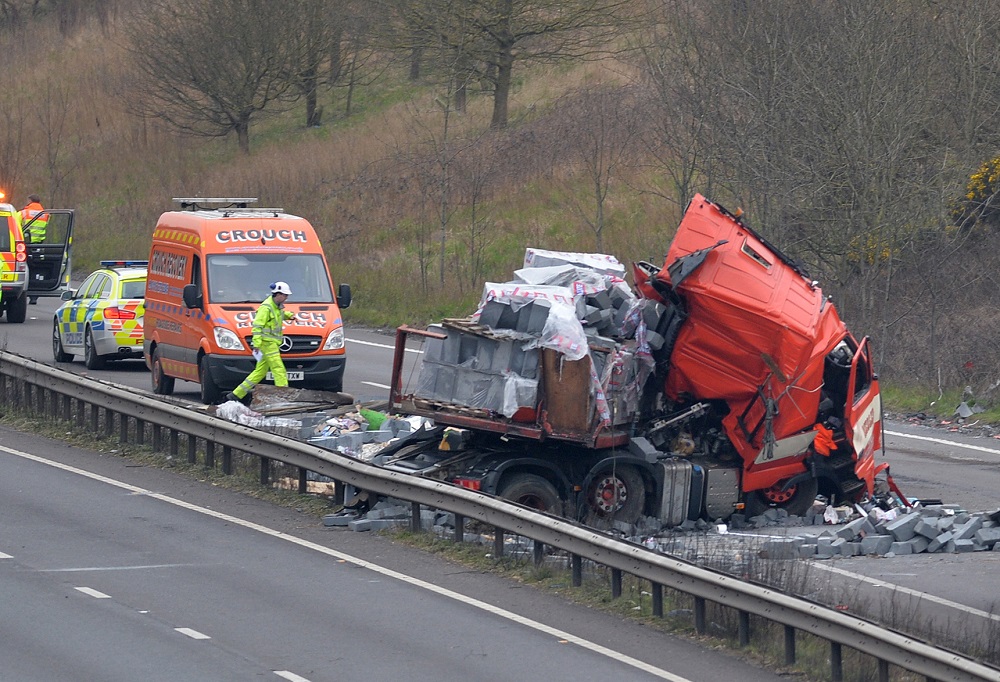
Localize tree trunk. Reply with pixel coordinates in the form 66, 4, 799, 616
491, 46, 514, 129
236, 120, 250, 154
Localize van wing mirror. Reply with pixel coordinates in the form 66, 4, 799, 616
182, 283, 202, 309
337, 283, 352, 309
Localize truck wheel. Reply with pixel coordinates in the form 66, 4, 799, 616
745, 477, 819, 517
151, 347, 175, 395
584, 465, 646, 526
52, 319, 73, 362
199, 355, 222, 404
498, 473, 563, 515
84, 327, 106, 369
6, 292, 27, 323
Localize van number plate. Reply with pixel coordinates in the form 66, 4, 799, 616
268, 371, 304, 381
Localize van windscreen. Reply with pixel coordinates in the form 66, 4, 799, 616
207, 254, 334, 303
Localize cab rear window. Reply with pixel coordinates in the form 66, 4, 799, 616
0, 214, 13, 251
121, 280, 146, 299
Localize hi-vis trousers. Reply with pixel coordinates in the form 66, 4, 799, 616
233, 342, 287, 398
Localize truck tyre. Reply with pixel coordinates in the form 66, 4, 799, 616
745, 477, 819, 517
584, 465, 646, 526
151, 347, 175, 395
6, 292, 27, 323
52, 319, 72, 362
84, 327, 106, 369
199, 355, 222, 404
498, 473, 563, 515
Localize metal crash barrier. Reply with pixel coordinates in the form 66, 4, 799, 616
0, 350, 997, 682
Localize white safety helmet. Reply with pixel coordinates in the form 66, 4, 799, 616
270, 281, 292, 296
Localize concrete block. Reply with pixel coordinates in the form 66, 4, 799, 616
367, 519, 408, 530
366, 505, 410, 520
434, 365, 457, 402
475, 337, 497, 369
458, 333, 479, 367
860, 535, 893, 555
914, 518, 940, 540
348, 518, 372, 532
323, 512, 357, 527
905, 536, 930, 554
954, 539, 976, 553
977, 527, 1000, 549
491, 339, 514, 373
442, 329, 462, 365
837, 517, 868, 540
587, 290, 612, 310
423, 331, 445, 363
886, 512, 921, 541
841, 542, 862, 557
927, 531, 953, 553
953, 517, 984, 541
889, 541, 913, 555
762, 538, 801, 559
798, 544, 818, 558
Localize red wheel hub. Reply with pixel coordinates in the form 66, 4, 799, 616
762, 481, 797, 504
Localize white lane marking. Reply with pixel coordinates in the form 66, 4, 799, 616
0, 551, 12, 559
40, 563, 199, 573
176, 627, 211, 640
885, 429, 1000, 456
347, 338, 422, 354
810, 562, 1000, 624
75, 586, 111, 599
274, 672, 311, 682
1, 444, 688, 682
361, 381, 391, 390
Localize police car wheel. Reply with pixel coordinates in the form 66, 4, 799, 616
52, 319, 72, 362
84, 327, 106, 369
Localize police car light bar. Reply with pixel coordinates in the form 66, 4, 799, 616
101, 260, 149, 268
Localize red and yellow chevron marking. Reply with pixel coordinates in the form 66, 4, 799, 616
160, 356, 199, 381
152, 228, 203, 247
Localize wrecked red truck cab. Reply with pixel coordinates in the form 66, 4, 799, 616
637, 194, 890, 509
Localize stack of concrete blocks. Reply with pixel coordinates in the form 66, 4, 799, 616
415, 322, 540, 416
760, 506, 1000, 559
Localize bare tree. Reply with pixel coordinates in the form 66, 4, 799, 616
552, 85, 641, 251
380, 0, 632, 128
124, 0, 301, 154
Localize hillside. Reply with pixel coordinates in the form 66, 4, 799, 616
7, 1, 1000, 405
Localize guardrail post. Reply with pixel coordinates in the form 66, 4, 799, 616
222, 446, 232, 474
205, 441, 215, 468
411, 502, 421, 532
454, 514, 464, 543
104, 408, 115, 437
652, 583, 663, 618
533, 539, 544, 566
119, 413, 129, 443
738, 610, 750, 647
297, 468, 307, 494
74, 398, 84, 426
694, 596, 706, 635
187, 435, 197, 464
784, 625, 796, 665
611, 568, 622, 599
571, 555, 582, 587
169, 429, 179, 457
89, 403, 99, 432
493, 528, 504, 557
259, 455, 269, 485
61, 393, 70, 421
152, 424, 162, 451
877, 659, 889, 682
136, 419, 145, 445
830, 642, 842, 682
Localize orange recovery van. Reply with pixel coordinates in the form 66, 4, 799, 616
143, 198, 352, 403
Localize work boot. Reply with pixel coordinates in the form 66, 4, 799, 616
224, 392, 239, 403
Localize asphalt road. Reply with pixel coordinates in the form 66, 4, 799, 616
0, 423, 789, 682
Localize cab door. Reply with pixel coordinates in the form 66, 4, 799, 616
842, 336, 882, 490
25, 209, 74, 298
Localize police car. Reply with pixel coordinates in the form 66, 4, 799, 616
52, 260, 147, 369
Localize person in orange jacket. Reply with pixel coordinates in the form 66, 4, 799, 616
20, 194, 47, 244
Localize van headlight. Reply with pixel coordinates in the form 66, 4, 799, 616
323, 327, 345, 350
214, 327, 244, 350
